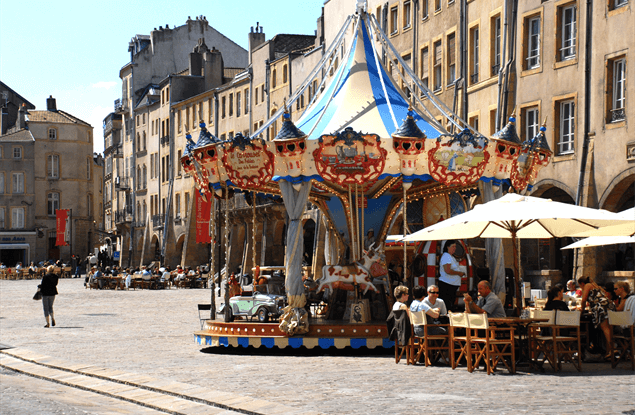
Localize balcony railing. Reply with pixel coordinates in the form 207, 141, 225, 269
152, 215, 164, 229
114, 206, 134, 224
114, 98, 128, 113
114, 176, 131, 190
133, 219, 146, 228
611, 108, 625, 123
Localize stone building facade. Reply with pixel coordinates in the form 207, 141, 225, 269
1, 85, 103, 266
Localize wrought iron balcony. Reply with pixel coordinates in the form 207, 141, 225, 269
114, 176, 131, 190
114, 206, 134, 224
152, 215, 164, 229
611, 108, 625, 123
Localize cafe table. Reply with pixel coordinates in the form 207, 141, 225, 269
488, 317, 549, 367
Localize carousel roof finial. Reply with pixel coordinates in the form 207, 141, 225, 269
195, 119, 220, 147
492, 108, 521, 144
185, 132, 196, 152
392, 104, 426, 139
275, 102, 307, 140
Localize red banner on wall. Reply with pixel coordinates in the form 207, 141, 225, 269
55, 209, 70, 246
195, 191, 212, 244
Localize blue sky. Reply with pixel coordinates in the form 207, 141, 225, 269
0, 0, 325, 153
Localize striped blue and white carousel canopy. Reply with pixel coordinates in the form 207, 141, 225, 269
296, 18, 442, 141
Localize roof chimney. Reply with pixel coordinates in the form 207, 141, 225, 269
18, 103, 27, 129
47, 95, 57, 111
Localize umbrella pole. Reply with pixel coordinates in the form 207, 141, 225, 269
511, 233, 522, 317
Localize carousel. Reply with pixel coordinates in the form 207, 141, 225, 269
185, 3, 552, 350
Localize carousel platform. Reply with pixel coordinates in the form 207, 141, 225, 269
194, 319, 394, 350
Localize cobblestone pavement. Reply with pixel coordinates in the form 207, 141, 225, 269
1, 279, 634, 414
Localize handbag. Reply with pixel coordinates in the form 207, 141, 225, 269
33, 289, 42, 301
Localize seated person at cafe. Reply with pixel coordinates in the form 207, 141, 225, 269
615, 281, 635, 324
123, 268, 132, 290
393, 285, 409, 311
410, 286, 446, 336
89, 266, 104, 289
141, 266, 152, 281
463, 280, 506, 318
544, 286, 570, 311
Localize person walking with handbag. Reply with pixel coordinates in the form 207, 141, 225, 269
39, 265, 59, 328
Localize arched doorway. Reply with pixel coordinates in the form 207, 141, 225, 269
151, 235, 160, 263
599, 171, 635, 271
175, 234, 185, 268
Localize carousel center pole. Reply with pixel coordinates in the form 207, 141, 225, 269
348, 185, 357, 262
252, 191, 257, 281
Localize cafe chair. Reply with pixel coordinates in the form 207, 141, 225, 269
546, 310, 582, 372
467, 313, 516, 375
607, 310, 635, 370
449, 312, 473, 371
409, 310, 450, 366
528, 310, 557, 371
198, 304, 212, 330
387, 309, 412, 364
534, 298, 548, 309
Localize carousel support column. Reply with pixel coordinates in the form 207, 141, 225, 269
278, 180, 312, 335
209, 198, 216, 320
348, 185, 357, 262
356, 184, 361, 259
402, 182, 408, 286
511, 229, 522, 317
361, 187, 365, 253
223, 186, 231, 321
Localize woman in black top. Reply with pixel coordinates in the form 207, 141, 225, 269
544, 286, 569, 312
39, 265, 59, 328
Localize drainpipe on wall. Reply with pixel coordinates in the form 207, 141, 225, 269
460, 0, 468, 123
214, 92, 219, 138
500, 0, 518, 126
248, 67, 253, 135
412, 0, 418, 98
495, 0, 510, 130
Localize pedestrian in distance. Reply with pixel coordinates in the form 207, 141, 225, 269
39, 265, 59, 328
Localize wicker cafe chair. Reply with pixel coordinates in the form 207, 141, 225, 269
608, 310, 635, 370
467, 313, 516, 375
409, 310, 450, 366
449, 312, 473, 371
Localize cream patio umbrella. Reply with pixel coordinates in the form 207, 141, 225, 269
561, 208, 634, 249
401, 193, 632, 316
561, 235, 635, 250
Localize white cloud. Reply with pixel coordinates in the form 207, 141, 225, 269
92, 81, 117, 89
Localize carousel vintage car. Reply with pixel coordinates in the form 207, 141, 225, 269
221, 292, 286, 323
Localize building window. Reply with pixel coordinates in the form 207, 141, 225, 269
48, 192, 60, 216
607, 57, 626, 123
221, 96, 226, 119
185, 192, 190, 215
142, 131, 146, 150
229, 94, 234, 117
403, 1, 412, 29
11, 207, 24, 229
557, 100, 575, 155
175, 193, 181, 217
262, 85, 265, 103
87, 194, 92, 217
525, 16, 541, 69
13, 147, 22, 159
522, 107, 540, 140
492, 15, 501, 76
48, 128, 57, 139
48, 154, 59, 179
255, 86, 259, 105
0, 207, 5, 229
142, 164, 147, 189
390, 6, 398, 34
0, 172, 4, 194
468, 115, 479, 131
558, 4, 577, 61
244, 88, 249, 114
447, 33, 456, 85
613, 0, 628, 9
433, 40, 442, 91
272, 69, 277, 89
470, 26, 479, 84
86, 158, 91, 180
177, 149, 182, 176
422, 0, 428, 19
283, 64, 288, 84
236, 92, 241, 117
420, 46, 429, 88
435, 0, 441, 12
12, 172, 24, 193
177, 110, 182, 133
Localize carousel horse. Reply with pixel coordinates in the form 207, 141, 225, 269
316, 244, 387, 295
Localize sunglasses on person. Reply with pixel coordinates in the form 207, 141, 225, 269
429, 291, 439, 294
